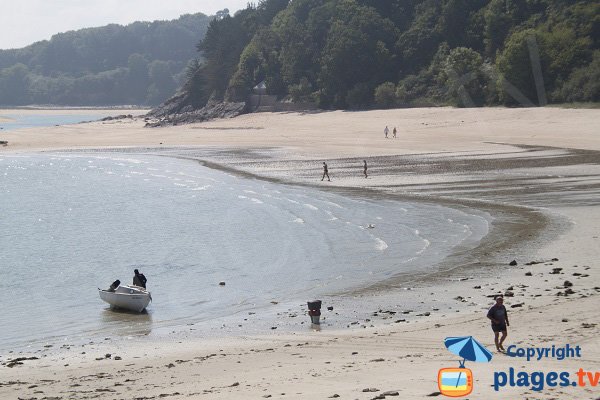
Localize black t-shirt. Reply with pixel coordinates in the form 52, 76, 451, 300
487, 304, 506, 324
134, 273, 147, 288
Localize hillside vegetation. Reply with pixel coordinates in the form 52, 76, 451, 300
0, 13, 212, 106
180, 0, 598, 111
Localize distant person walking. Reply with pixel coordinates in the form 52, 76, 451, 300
487, 296, 509, 352
393, 126, 397, 138
384, 126, 389, 138
133, 269, 147, 289
321, 162, 330, 181
363, 160, 368, 178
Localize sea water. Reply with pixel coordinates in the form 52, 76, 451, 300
0, 113, 110, 132
0, 152, 488, 352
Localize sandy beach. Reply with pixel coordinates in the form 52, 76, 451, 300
1, 107, 599, 399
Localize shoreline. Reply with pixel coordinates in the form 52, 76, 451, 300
1, 108, 598, 399
169, 149, 560, 293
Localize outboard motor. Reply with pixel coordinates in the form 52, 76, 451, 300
108, 279, 121, 292
307, 300, 322, 325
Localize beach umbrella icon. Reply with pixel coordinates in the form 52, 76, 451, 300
440, 336, 492, 395
444, 336, 493, 366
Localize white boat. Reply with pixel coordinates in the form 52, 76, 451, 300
98, 285, 152, 312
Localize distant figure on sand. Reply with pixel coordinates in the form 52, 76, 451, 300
487, 296, 509, 352
133, 269, 147, 289
384, 126, 389, 138
321, 162, 330, 181
393, 127, 397, 138
363, 160, 368, 178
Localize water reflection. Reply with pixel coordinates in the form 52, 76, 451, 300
100, 307, 153, 337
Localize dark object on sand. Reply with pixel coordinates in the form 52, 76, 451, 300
308, 300, 322, 325
327, 306, 334, 311
219, 281, 226, 286
509, 260, 517, 266
308, 300, 322, 310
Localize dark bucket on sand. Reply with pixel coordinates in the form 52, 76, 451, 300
307, 300, 322, 325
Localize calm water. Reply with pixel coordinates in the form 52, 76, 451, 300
0, 152, 489, 352
0, 113, 109, 131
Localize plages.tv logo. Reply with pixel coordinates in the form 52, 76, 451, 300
438, 336, 493, 397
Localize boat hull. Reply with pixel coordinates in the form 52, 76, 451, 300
98, 285, 151, 312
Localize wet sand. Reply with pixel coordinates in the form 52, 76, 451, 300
1, 107, 599, 399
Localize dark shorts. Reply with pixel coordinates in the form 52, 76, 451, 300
492, 323, 507, 333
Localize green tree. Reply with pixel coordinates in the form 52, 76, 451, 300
497, 25, 591, 105
0, 63, 30, 105
374, 82, 397, 108
288, 77, 313, 102
396, 0, 442, 75
318, 1, 398, 107
127, 53, 150, 102
555, 50, 600, 102
497, 29, 541, 105
483, 0, 515, 56
438, 47, 486, 106
146, 60, 177, 104
346, 82, 374, 109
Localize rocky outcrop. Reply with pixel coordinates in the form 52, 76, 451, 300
146, 91, 189, 119
145, 91, 246, 127
100, 114, 134, 121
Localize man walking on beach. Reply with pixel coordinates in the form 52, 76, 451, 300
133, 269, 147, 289
487, 296, 509, 352
363, 160, 368, 178
393, 126, 397, 138
384, 126, 389, 138
321, 162, 330, 181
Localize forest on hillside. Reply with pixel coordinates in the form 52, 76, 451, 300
0, 13, 214, 106
178, 0, 599, 112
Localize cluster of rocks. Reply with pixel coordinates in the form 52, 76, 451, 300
2, 356, 38, 368
100, 114, 134, 121
145, 94, 246, 127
